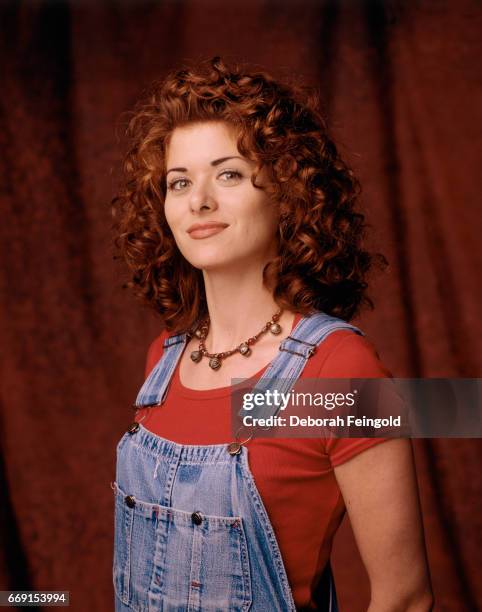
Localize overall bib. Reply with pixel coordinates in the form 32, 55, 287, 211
113, 312, 362, 611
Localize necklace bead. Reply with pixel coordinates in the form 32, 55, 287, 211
190, 350, 202, 363
239, 343, 251, 356
209, 357, 222, 370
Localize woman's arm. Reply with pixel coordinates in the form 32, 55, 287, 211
334, 438, 434, 612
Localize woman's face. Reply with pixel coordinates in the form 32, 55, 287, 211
163, 121, 279, 272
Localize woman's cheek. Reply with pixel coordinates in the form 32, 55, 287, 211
163, 202, 179, 234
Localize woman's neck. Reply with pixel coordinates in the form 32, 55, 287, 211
201, 268, 294, 353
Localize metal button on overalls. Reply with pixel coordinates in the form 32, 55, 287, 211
127, 422, 140, 435
124, 495, 136, 508
191, 511, 203, 525
227, 442, 241, 455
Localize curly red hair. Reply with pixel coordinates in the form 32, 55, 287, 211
112, 57, 386, 332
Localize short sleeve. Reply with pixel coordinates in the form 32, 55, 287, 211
318, 331, 393, 467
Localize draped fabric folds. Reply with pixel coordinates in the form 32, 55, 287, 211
0, 1, 480, 610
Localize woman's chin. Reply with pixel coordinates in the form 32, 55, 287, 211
191, 260, 235, 272
184, 254, 241, 272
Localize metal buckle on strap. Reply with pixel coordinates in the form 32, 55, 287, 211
279, 335, 317, 358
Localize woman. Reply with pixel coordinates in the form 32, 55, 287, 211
112, 57, 433, 611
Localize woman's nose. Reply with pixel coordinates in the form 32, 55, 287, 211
189, 181, 218, 213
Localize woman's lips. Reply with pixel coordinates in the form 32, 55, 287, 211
187, 225, 228, 239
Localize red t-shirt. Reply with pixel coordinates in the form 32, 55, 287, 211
135, 314, 391, 608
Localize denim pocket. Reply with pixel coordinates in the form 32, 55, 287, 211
112, 481, 252, 612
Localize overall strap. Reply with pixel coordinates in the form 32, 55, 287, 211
134, 332, 188, 407
239, 312, 363, 420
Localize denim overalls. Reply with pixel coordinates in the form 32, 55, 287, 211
113, 311, 362, 611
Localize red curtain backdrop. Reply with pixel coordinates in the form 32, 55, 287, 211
0, 1, 480, 610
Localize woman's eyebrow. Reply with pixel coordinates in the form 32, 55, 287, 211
166, 167, 187, 176
211, 155, 245, 166
166, 156, 245, 176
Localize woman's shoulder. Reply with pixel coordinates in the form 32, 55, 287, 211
308, 327, 392, 378
144, 328, 172, 377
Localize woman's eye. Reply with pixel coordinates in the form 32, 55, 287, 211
167, 178, 190, 191
218, 170, 242, 182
